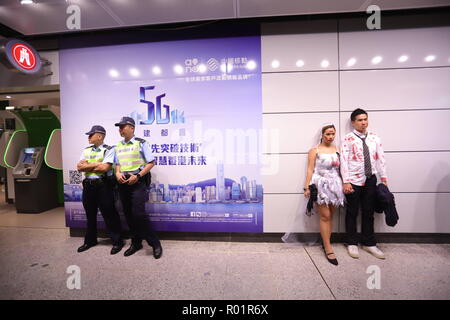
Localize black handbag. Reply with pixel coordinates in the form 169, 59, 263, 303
306, 184, 318, 216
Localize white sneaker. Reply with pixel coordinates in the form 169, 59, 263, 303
347, 245, 359, 259
363, 246, 386, 259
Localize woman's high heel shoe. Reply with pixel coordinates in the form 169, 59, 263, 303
325, 251, 338, 266
321, 243, 338, 265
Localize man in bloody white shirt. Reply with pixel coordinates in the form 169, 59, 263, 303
341, 108, 388, 260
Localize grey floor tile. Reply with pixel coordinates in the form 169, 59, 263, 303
191, 240, 232, 253
0, 207, 66, 229
225, 252, 275, 276
1, 202, 449, 301
305, 243, 450, 300
229, 242, 273, 253
270, 249, 335, 300
223, 274, 280, 300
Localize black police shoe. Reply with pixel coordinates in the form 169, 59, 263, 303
124, 243, 143, 257
153, 245, 163, 259
77, 242, 97, 253
110, 243, 124, 255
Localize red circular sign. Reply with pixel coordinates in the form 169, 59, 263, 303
11, 43, 36, 70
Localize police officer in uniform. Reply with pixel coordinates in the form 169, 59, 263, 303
113, 117, 162, 259
77, 125, 124, 255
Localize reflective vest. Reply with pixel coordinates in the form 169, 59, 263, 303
82, 145, 111, 178
115, 138, 146, 172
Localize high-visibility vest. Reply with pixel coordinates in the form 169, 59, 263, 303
82, 145, 112, 178
115, 138, 146, 172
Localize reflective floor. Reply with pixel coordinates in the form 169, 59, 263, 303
0, 192, 449, 300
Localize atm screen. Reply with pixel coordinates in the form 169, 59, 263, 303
23, 148, 35, 164
23, 153, 33, 164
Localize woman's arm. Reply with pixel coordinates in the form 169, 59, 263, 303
304, 148, 317, 197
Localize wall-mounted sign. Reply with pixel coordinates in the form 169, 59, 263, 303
0, 38, 42, 74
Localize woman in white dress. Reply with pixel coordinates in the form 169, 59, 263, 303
304, 124, 345, 265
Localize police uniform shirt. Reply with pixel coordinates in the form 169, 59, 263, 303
113, 136, 155, 173
80, 144, 115, 179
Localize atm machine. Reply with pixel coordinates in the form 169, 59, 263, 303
12, 147, 58, 213
0, 111, 27, 204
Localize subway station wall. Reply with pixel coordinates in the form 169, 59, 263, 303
261, 12, 450, 233
51, 11, 450, 233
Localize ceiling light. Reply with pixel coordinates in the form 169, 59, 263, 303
321, 59, 330, 68
398, 55, 409, 63
108, 69, 119, 78
371, 56, 383, 64
152, 66, 162, 75
129, 68, 140, 77
425, 55, 436, 62
346, 58, 356, 67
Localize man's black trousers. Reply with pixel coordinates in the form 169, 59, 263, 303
345, 175, 377, 246
82, 179, 122, 246
117, 179, 160, 248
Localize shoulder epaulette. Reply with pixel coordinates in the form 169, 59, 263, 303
103, 144, 114, 150
135, 137, 146, 143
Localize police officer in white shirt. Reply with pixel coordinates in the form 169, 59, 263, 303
113, 117, 162, 259
77, 125, 124, 255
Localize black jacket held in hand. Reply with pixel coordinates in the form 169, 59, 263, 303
375, 183, 399, 227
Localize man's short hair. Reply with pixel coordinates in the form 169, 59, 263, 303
351, 108, 368, 122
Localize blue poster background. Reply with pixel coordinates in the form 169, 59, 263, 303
61, 36, 263, 232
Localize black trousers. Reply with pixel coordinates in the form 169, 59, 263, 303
82, 179, 122, 246
117, 179, 160, 248
345, 175, 377, 247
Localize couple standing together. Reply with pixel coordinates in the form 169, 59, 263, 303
304, 108, 387, 266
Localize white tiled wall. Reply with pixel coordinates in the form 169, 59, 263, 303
262, 154, 307, 194
339, 26, 450, 70
385, 152, 450, 193
264, 194, 340, 233
261, 19, 338, 73
340, 110, 450, 152
261, 14, 450, 233
262, 72, 339, 112
263, 113, 340, 153
340, 68, 450, 111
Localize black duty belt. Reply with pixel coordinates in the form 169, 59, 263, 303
82, 178, 105, 187
122, 172, 151, 186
